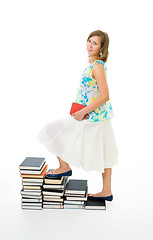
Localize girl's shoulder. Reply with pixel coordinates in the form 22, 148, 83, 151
94, 60, 105, 66
92, 60, 107, 78
87, 60, 105, 69
92, 60, 106, 71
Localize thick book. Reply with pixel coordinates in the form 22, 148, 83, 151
42, 190, 64, 196
43, 202, 63, 205
70, 102, 88, 119
43, 204, 63, 209
84, 198, 106, 210
19, 161, 46, 175
65, 186, 88, 201
43, 195, 62, 199
43, 176, 68, 190
23, 189, 41, 192
64, 200, 85, 205
22, 182, 43, 186
23, 186, 41, 190
21, 205, 42, 210
20, 164, 48, 178
44, 176, 64, 185
64, 204, 85, 209
19, 157, 45, 170
22, 178, 44, 183
43, 197, 64, 202
21, 194, 42, 199
21, 202, 42, 207
64, 193, 85, 197
20, 190, 42, 196
65, 179, 88, 194
22, 198, 42, 203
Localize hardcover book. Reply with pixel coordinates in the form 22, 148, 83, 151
19, 157, 45, 170
65, 179, 88, 195
84, 198, 106, 210
43, 176, 68, 190
42, 190, 64, 196
21, 205, 42, 210
65, 186, 88, 200
43, 204, 63, 209
19, 161, 46, 175
22, 198, 42, 203
20, 164, 48, 178
70, 102, 88, 119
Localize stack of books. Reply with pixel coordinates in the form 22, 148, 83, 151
42, 170, 69, 209
64, 179, 88, 209
19, 158, 107, 210
19, 157, 48, 210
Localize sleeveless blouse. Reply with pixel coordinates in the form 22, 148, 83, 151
74, 60, 114, 122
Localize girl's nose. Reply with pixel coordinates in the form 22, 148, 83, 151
89, 42, 93, 48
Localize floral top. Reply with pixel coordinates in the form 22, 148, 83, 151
74, 60, 114, 122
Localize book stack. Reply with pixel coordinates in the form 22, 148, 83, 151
63, 179, 88, 209
42, 170, 69, 209
19, 157, 48, 210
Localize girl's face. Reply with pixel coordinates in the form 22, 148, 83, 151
87, 36, 102, 58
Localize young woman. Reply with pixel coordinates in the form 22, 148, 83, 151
37, 30, 119, 201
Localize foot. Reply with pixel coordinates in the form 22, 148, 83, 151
88, 190, 112, 197
48, 166, 71, 175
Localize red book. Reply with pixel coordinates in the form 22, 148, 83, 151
70, 102, 88, 119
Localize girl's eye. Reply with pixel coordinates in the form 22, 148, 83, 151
88, 39, 97, 45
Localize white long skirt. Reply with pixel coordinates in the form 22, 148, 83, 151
37, 115, 119, 173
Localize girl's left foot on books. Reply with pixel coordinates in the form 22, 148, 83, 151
89, 190, 112, 197
49, 167, 71, 175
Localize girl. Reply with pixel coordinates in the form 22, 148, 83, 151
37, 30, 119, 201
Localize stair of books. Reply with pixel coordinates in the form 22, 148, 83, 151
19, 157, 106, 210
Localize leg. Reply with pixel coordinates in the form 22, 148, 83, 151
102, 168, 112, 195
57, 156, 71, 169
91, 168, 113, 197
50, 156, 71, 174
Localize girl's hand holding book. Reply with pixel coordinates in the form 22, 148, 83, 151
72, 108, 87, 121
70, 102, 88, 120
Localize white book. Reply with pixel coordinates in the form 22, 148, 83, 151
22, 178, 44, 183
64, 200, 85, 205
20, 190, 42, 196
43, 198, 63, 202
43, 185, 64, 189
22, 202, 42, 206
21, 195, 42, 199
43, 201, 63, 205
22, 198, 42, 203
43, 204, 63, 209
64, 204, 85, 209
66, 189, 88, 201
42, 191, 64, 196
21, 205, 42, 210
22, 182, 43, 186
43, 195, 61, 199
23, 189, 41, 192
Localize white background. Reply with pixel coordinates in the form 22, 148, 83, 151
0, 0, 153, 239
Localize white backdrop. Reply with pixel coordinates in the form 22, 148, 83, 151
0, 0, 153, 239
